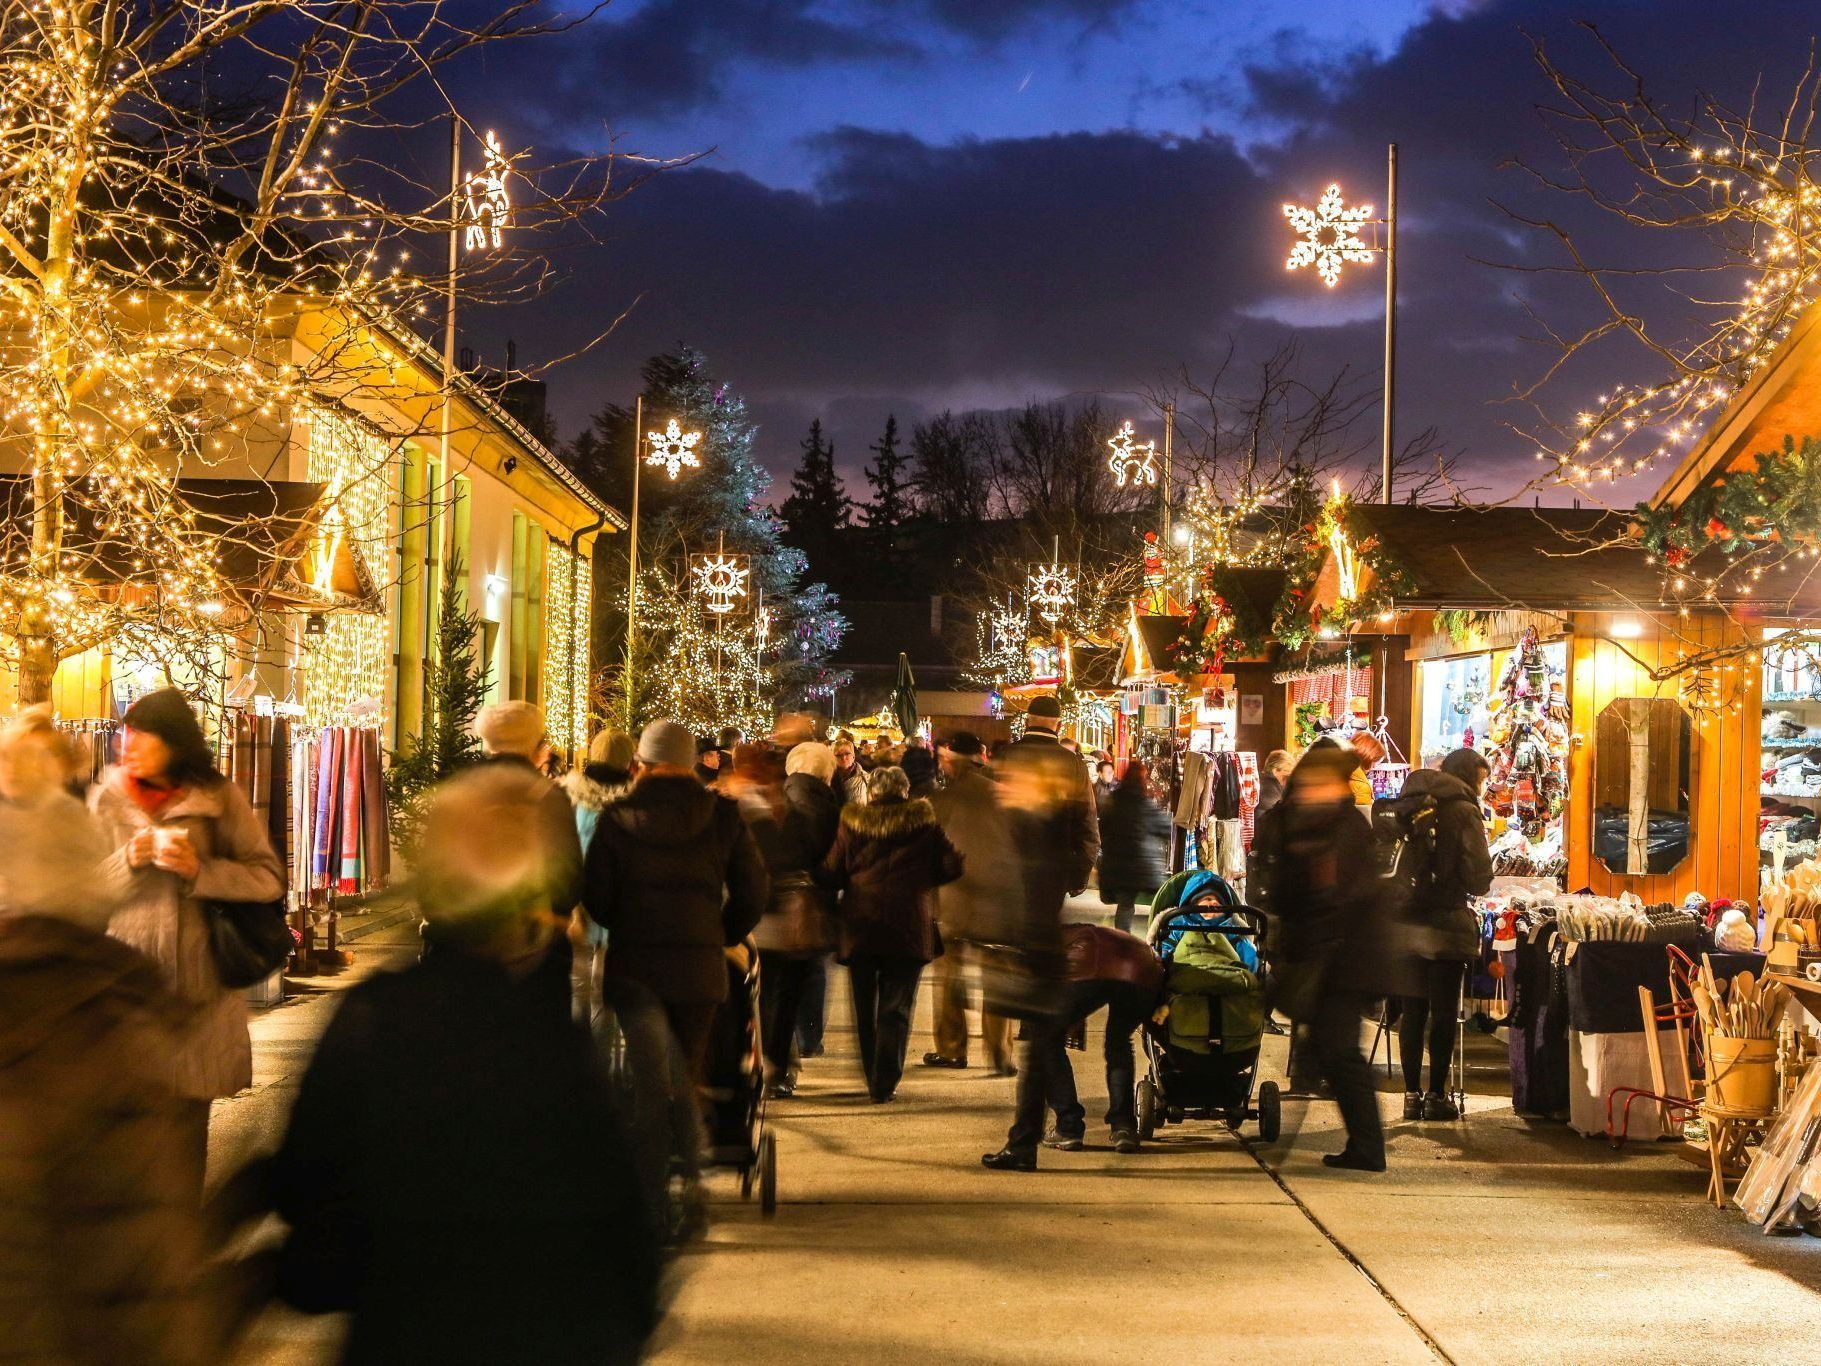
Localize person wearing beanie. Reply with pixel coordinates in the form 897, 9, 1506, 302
89, 687, 284, 1193
560, 730, 639, 1024
271, 763, 662, 1362
474, 700, 585, 951
583, 718, 770, 1202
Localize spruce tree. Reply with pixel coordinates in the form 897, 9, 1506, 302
781, 418, 852, 576
863, 414, 912, 530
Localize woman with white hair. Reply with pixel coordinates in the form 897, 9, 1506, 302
819, 765, 964, 1103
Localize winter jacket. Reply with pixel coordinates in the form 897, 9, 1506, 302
271, 946, 659, 1365
583, 775, 769, 1003
1396, 767, 1493, 962
0, 915, 221, 1366
480, 754, 585, 915
92, 768, 285, 1100
1063, 923, 1165, 993
1096, 784, 1172, 902
819, 796, 964, 962
929, 760, 1020, 944
834, 766, 868, 806
1166, 929, 1264, 1056
562, 765, 632, 853
998, 731, 1100, 959
751, 773, 842, 955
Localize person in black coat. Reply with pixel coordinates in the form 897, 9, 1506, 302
820, 766, 964, 1102
271, 763, 662, 1365
1395, 748, 1494, 1122
583, 721, 770, 1204
1252, 745, 1388, 1172
1096, 760, 1171, 933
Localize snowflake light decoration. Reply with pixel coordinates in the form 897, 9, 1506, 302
462, 131, 512, 252
646, 418, 703, 479
1027, 557, 1077, 626
1106, 419, 1158, 487
1283, 183, 1375, 288
690, 552, 750, 614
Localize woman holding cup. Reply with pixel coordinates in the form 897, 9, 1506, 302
92, 687, 284, 1193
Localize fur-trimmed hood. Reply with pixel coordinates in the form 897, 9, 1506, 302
562, 769, 632, 815
838, 795, 938, 842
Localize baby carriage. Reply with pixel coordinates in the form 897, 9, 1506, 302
703, 940, 778, 1215
1135, 878, 1280, 1143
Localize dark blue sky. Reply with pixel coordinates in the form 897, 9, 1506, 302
450, 0, 1821, 498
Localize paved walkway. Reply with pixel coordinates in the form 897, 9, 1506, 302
225, 918, 1821, 1364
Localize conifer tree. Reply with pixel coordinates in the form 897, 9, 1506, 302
781, 419, 852, 576
863, 414, 913, 530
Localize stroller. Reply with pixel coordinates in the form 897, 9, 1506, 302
1135, 879, 1281, 1143
703, 940, 779, 1215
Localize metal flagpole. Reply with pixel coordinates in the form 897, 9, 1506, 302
1381, 142, 1398, 505
1161, 401, 1174, 543
624, 394, 643, 730
442, 114, 459, 485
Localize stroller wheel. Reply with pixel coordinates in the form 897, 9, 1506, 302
1256, 1080, 1282, 1143
1137, 1079, 1159, 1140
759, 1131, 778, 1217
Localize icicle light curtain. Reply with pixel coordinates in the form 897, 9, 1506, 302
303, 404, 393, 729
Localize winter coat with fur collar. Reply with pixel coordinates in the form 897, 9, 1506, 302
819, 796, 964, 962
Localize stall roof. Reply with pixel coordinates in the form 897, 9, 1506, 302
1346, 504, 1797, 612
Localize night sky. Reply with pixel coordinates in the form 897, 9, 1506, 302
447, 0, 1821, 498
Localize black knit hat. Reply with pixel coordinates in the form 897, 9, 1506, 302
122, 687, 219, 784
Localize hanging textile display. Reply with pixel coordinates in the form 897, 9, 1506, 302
299, 725, 390, 899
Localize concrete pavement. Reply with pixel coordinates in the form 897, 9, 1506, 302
222, 917, 1821, 1364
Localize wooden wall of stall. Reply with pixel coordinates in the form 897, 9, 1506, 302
1564, 612, 1760, 904
1230, 660, 1287, 758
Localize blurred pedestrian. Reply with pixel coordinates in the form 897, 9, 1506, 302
583, 721, 769, 1201
0, 709, 237, 1365
899, 742, 939, 799
561, 729, 637, 1024
924, 732, 1018, 1076
91, 687, 284, 1196
1039, 923, 1167, 1153
1252, 745, 1387, 1172
982, 695, 1101, 1171
750, 742, 842, 1097
1096, 759, 1171, 934
820, 765, 963, 1102
272, 763, 660, 1364
476, 701, 585, 916
1394, 747, 1492, 1122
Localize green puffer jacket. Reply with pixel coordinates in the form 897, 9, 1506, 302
1165, 930, 1264, 1056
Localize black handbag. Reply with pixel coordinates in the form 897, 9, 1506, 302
203, 897, 293, 988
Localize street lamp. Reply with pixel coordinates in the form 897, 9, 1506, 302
623, 395, 704, 727
1282, 143, 1399, 503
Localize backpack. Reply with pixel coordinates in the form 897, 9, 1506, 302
1373, 791, 1443, 902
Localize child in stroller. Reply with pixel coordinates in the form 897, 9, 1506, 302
1135, 873, 1281, 1142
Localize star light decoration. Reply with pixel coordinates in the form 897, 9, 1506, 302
1106, 420, 1158, 487
1283, 183, 1375, 288
645, 418, 703, 479
462, 131, 513, 251
690, 551, 750, 614
1027, 556, 1077, 627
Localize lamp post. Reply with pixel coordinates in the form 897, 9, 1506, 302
1283, 143, 1399, 503
623, 400, 703, 728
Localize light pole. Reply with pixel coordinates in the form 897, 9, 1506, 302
623, 401, 703, 729
1283, 142, 1399, 503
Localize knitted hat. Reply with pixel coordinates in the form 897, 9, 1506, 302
475, 700, 545, 758
944, 731, 984, 758
588, 729, 636, 771
1026, 695, 1063, 720
638, 719, 697, 769
785, 741, 836, 783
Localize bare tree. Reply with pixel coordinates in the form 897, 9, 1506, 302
0, 1, 678, 702
907, 409, 997, 522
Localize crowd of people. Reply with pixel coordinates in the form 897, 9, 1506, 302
0, 680, 1496, 1362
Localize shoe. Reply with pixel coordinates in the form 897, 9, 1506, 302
990, 1062, 1019, 1079
981, 1147, 1037, 1171
766, 1079, 797, 1100
1423, 1092, 1461, 1122
871, 1090, 897, 1104
1112, 1130, 1140, 1154
1321, 1150, 1386, 1173
1043, 1130, 1084, 1151
1402, 1092, 1423, 1121
799, 1044, 825, 1059
921, 1052, 967, 1069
